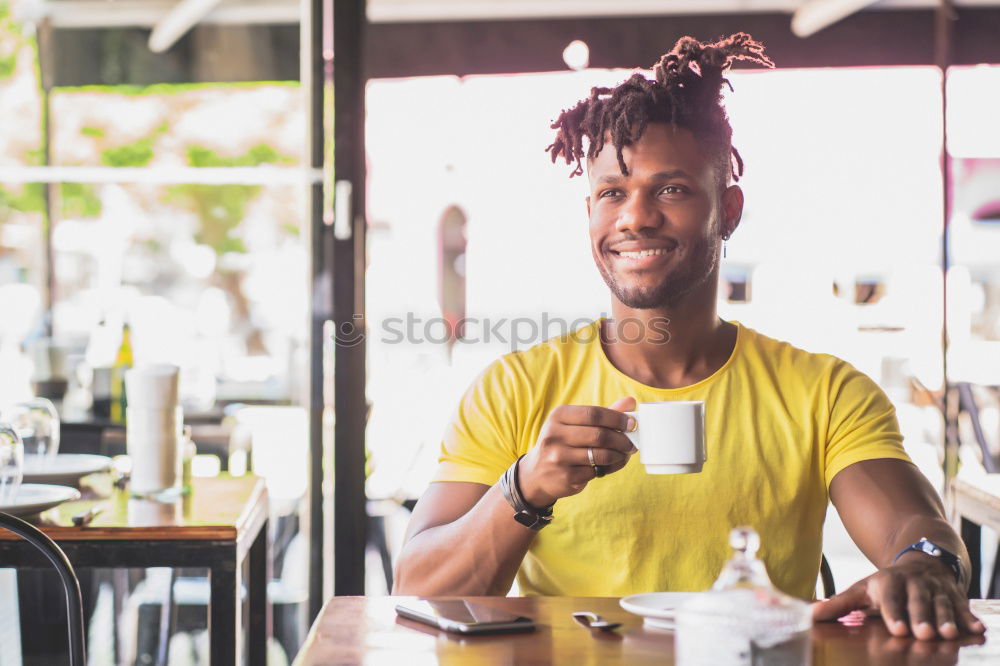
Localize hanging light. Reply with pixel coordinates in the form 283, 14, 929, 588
562, 40, 590, 71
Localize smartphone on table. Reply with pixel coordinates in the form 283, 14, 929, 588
395, 600, 536, 634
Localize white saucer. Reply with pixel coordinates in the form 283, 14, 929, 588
0, 484, 81, 518
620, 592, 696, 630
23, 454, 112, 485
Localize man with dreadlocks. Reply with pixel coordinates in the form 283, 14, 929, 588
395, 33, 984, 641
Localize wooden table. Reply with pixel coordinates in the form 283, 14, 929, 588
0, 473, 269, 666
952, 474, 1000, 598
293, 596, 1000, 665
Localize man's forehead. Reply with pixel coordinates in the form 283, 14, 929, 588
585, 125, 712, 183
591, 169, 695, 185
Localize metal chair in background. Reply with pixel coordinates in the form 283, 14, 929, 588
957, 383, 1000, 474
820, 554, 836, 599
957, 382, 1000, 597
0, 511, 86, 666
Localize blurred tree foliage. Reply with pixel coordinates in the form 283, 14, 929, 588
0, 182, 43, 220
0, 181, 104, 221
165, 143, 293, 256
0, 2, 22, 81
59, 182, 102, 218
0, 2, 41, 224
0, 146, 101, 222
100, 121, 168, 167
165, 143, 294, 355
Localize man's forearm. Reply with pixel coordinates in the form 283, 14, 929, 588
882, 514, 971, 590
394, 484, 536, 596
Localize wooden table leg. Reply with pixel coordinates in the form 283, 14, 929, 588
247, 519, 270, 666
210, 558, 239, 665
962, 516, 982, 598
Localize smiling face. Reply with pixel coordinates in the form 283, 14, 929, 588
587, 123, 742, 310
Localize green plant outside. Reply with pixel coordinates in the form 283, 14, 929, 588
0, 183, 44, 217
167, 143, 296, 256
0, 54, 16, 79
0, 181, 103, 220
0, 1, 23, 81
0, 49, 303, 241
59, 182, 102, 218
187, 143, 293, 168
100, 121, 168, 167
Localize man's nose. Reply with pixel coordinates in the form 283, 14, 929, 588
615, 194, 663, 233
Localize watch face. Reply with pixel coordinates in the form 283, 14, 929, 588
514, 511, 551, 530
514, 512, 537, 528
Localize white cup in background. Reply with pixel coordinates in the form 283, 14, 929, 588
624, 401, 706, 474
127, 404, 183, 496
124, 364, 180, 408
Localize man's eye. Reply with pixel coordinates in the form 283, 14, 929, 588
599, 189, 621, 198
660, 185, 686, 196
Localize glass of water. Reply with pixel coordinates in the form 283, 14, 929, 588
0, 422, 24, 504
3, 398, 60, 466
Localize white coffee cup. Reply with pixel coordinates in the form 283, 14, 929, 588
624, 401, 706, 474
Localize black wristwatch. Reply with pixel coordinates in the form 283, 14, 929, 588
499, 455, 553, 531
892, 537, 963, 584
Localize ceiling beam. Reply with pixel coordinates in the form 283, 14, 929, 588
366, 7, 1000, 78
18, 0, 298, 29
42, 6, 1000, 85
791, 0, 880, 37
149, 0, 225, 52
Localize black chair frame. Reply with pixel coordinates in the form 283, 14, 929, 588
0, 511, 86, 666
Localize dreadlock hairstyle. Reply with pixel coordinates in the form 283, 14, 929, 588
546, 33, 774, 183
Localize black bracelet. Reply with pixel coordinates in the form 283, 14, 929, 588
499, 455, 553, 531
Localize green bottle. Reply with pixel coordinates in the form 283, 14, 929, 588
110, 323, 133, 423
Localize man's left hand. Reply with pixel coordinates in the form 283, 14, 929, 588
812, 555, 986, 640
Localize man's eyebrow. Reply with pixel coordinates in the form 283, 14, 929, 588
595, 169, 692, 185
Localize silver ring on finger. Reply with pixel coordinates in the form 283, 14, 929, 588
587, 447, 606, 478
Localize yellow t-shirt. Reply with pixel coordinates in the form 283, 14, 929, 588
433, 320, 910, 600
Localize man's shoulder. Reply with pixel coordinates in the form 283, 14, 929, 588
461, 320, 602, 414
492, 319, 603, 372
738, 323, 856, 380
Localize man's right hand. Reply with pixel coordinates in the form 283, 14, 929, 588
518, 397, 638, 508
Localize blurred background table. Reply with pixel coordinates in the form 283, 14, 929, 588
293, 596, 1000, 666
0, 473, 269, 666
953, 475, 1000, 598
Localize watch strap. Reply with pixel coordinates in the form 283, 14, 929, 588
892, 537, 962, 584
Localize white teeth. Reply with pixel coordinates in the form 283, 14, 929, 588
617, 248, 671, 259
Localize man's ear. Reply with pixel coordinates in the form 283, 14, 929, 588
721, 185, 744, 238
586, 195, 591, 217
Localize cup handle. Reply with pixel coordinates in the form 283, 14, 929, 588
624, 411, 639, 449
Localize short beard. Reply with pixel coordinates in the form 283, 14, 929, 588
596, 238, 719, 310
